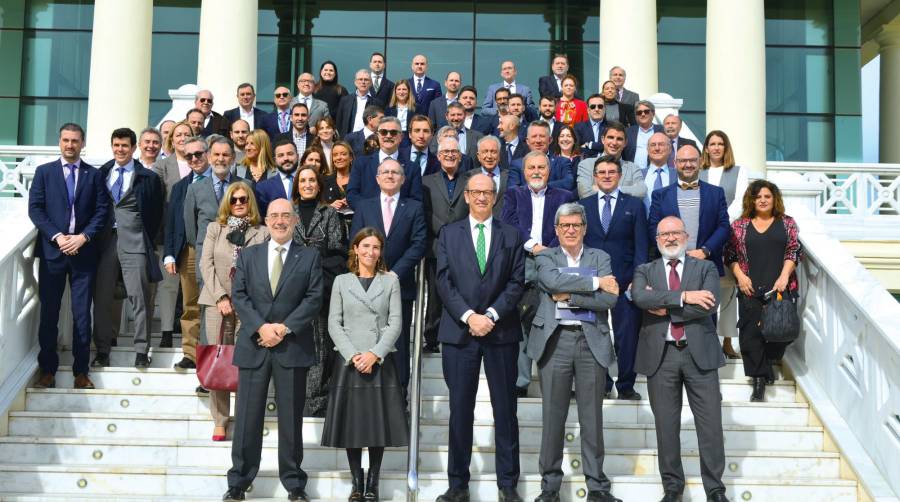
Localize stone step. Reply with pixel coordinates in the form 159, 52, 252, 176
0, 436, 842, 479
0, 465, 858, 501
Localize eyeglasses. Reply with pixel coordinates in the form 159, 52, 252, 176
184, 151, 205, 160
588, 104, 604, 110
298, 78, 315, 84
438, 149, 460, 156
657, 230, 686, 239
556, 223, 584, 230
230, 196, 249, 205
636, 109, 652, 116
274, 92, 290, 98
378, 129, 401, 137
378, 169, 404, 177
675, 158, 699, 165
198, 98, 213, 104
465, 189, 495, 199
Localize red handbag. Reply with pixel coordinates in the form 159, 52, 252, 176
196, 322, 238, 392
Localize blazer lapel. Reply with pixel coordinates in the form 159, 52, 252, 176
484, 219, 503, 275
72, 163, 90, 203
256, 244, 274, 300
388, 199, 407, 238
457, 221, 481, 276
347, 274, 378, 313
273, 244, 303, 297
606, 192, 627, 234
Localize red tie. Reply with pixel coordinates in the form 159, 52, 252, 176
668, 259, 685, 341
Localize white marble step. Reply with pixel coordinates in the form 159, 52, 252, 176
0, 436, 842, 479
0, 465, 858, 501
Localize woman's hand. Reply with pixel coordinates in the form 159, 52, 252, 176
735, 272, 754, 297
772, 274, 789, 293
330, 198, 347, 210
353, 351, 379, 374
217, 296, 233, 316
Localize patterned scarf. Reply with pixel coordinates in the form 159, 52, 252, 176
225, 216, 251, 278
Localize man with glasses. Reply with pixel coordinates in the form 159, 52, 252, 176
194, 89, 230, 137
642, 132, 678, 211
346, 116, 422, 209
350, 158, 427, 391
508, 121, 574, 191
624, 100, 664, 170
527, 203, 623, 502
337, 69, 382, 137
223, 83, 266, 131
468, 135, 510, 218
486, 87, 514, 137
648, 144, 730, 278
435, 173, 525, 502
289, 72, 330, 128
630, 216, 729, 502
260, 85, 294, 140
574, 94, 610, 159
579, 155, 649, 401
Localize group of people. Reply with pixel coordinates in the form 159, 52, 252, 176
27, 52, 802, 502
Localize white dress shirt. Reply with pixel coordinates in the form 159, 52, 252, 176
524, 187, 547, 251
378, 149, 399, 164
634, 125, 656, 171
464, 114, 474, 130
663, 255, 685, 341
460, 215, 498, 323
558, 245, 587, 326
504, 81, 517, 94
597, 188, 620, 218
240, 107, 255, 130
643, 163, 673, 209
396, 106, 409, 130
267, 239, 293, 279
352, 93, 368, 132
106, 159, 135, 195
705, 165, 750, 221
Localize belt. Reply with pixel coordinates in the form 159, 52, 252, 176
665, 339, 688, 350
557, 324, 582, 332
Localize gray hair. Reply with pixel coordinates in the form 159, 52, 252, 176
635, 100, 655, 114
522, 151, 549, 168
194, 89, 213, 100
437, 136, 460, 152
437, 125, 457, 138
554, 202, 587, 226
377, 157, 404, 177
664, 113, 682, 124
378, 115, 402, 129
139, 127, 161, 140
608, 66, 626, 77
208, 135, 235, 154
527, 120, 551, 135
183, 135, 208, 152
477, 135, 501, 150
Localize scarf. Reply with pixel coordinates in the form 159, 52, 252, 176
225, 216, 252, 277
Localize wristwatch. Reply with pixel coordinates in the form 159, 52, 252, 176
484, 311, 497, 322
701, 246, 711, 258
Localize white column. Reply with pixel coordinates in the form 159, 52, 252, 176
85, 0, 152, 156
877, 23, 900, 163
706, 0, 767, 176
196, 0, 258, 113
599, 0, 658, 97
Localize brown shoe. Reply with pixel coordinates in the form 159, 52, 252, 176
34, 372, 55, 389
74, 374, 95, 390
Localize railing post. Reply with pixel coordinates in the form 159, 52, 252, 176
406, 259, 427, 502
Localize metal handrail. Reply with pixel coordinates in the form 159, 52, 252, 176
406, 259, 427, 502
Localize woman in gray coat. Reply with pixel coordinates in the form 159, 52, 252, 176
322, 227, 409, 502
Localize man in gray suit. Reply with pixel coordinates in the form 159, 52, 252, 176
289, 72, 330, 128
527, 203, 622, 502
630, 216, 729, 502
483, 61, 535, 113
468, 135, 510, 218
609, 66, 639, 106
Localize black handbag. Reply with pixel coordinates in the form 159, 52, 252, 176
760, 291, 800, 343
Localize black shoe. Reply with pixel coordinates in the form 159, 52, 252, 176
363, 468, 379, 501
287, 488, 310, 501
110, 338, 118, 347
436, 487, 470, 502
159, 331, 173, 348
499, 487, 523, 502
349, 468, 364, 501
707, 492, 730, 502
222, 486, 246, 501
196, 385, 210, 394
134, 353, 151, 368
534, 490, 560, 502
174, 357, 196, 370
587, 491, 622, 502
515, 386, 529, 398
423, 343, 441, 354
750, 376, 766, 402
659, 491, 683, 502
91, 353, 110, 368
616, 389, 642, 401
766, 363, 776, 385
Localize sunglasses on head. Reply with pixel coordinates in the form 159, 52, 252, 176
184, 151, 205, 160
230, 195, 249, 205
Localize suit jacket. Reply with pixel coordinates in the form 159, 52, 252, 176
507, 155, 575, 191
328, 272, 402, 362
198, 222, 268, 306
223, 106, 267, 130
184, 174, 250, 248
345, 152, 423, 209
259, 108, 292, 140
575, 157, 647, 200
538, 75, 563, 99
152, 155, 185, 200
579, 191, 648, 287
409, 76, 442, 116
350, 196, 426, 300
427, 96, 454, 129
368, 76, 395, 106
164, 174, 192, 260
436, 217, 525, 345
201, 111, 231, 137
574, 120, 608, 159
500, 186, 575, 249
482, 82, 535, 112
623, 124, 664, 163
255, 173, 295, 217
527, 247, 619, 367
631, 256, 725, 377
403, 147, 442, 177
606, 101, 636, 127
619, 88, 640, 106
460, 168, 510, 218
469, 113, 495, 136
344, 129, 370, 157
287, 95, 331, 126
231, 241, 323, 369
422, 170, 470, 257
499, 138, 529, 169
276, 131, 316, 155
648, 181, 730, 275
335, 94, 382, 137
28, 159, 109, 264
428, 128, 482, 159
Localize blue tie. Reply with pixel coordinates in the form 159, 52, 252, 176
653, 168, 663, 192
415, 78, 423, 95
601, 194, 612, 233
111, 167, 126, 204
215, 178, 226, 202
593, 121, 600, 142
65, 164, 77, 208
284, 175, 293, 198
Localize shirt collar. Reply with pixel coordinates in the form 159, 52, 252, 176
60, 158, 81, 168
529, 186, 548, 197
194, 166, 212, 179
381, 192, 400, 204
280, 171, 294, 180
599, 188, 620, 199
469, 215, 492, 230
114, 159, 135, 172
561, 245, 584, 263
268, 238, 292, 254
378, 150, 398, 162
639, 125, 655, 133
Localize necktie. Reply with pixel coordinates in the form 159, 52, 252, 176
506, 143, 514, 162
383, 197, 394, 235
475, 223, 486, 274
270, 246, 285, 295
214, 179, 225, 202
65, 164, 77, 207
654, 168, 663, 192
279, 111, 289, 133
668, 141, 677, 168
413, 151, 423, 173
618, 88, 624, 101
111, 167, 126, 204
668, 259, 685, 341
593, 121, 600, 143
374, 75, 381, 92
284, 174, 293, 198
601, 194, 612, 233
193, 173, 206, 183
416, 78, 422, 95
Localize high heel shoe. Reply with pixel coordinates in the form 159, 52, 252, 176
348, 468, 364, 501
212, 426, 227, 441
722, 338, 740, 359
364, 468, 379, 501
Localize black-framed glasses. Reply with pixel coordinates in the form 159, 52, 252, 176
230, 196, 249, 205
588, 104, 604, 110
184, 151, 206, 160
378, 129, 401, 137
556, 223, 584, 230
657, 230, 686, 239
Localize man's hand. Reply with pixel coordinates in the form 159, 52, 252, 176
641, 284, 666, 315
531, 243, 547, 255
257, 324, 284, 348
353, 351, 379, 374
467, 314, 495, 337
165, 263, 177, 275
551, 292, 570, 302
599, 275, 619, 295
686, 249, 706, 260
58, 234, 88, 255
683, 290, 716, 310
217, 297, 233, 316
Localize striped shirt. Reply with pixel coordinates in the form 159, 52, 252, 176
677, 187, 701, 250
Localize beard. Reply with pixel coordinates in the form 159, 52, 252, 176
658, 242, 687, 260
276, 161, 297, 175
527, 180, 547, 191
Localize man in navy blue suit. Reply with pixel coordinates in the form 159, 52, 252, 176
28, 123, 109, 389
508, 121, 574, 191
346, 116, 422, 209
649, 144, 730, 276
405, 114, 441, 177
538, 54, 570, 99
349, 158, 427, 389
258, 86, 294, 141
435, 173, 525, 502
368, 52, 394, 105
457, 86, 493, 136
579, 155, 649, 400
255, 138, 300, 217
335, 69, 382, 138
500, 151, 575, 396
409, 54, 442, 116
222, 83, 267, 131
574, 94, 609, 159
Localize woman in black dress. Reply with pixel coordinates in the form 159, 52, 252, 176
324, 227, 408, 501
724, 180, 801, 401
314, 60, 349, 118
323, 140, 354, 230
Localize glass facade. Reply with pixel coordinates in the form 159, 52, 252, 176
0, 0, 862, 162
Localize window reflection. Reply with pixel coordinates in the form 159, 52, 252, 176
22, 31, 91, 98
150, 33, 199, 101
305, 1, 385, 37
766, 47, 833, 114
767, 115, 834, 162
388, 1, 473, 38
387, 39, 473, 89
19, 98, 88, 145
475, 1, 553, 40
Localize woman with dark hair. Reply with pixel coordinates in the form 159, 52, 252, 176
315, 60, 349, 118
724, 180, 801, 402
323, 140, 354, 228
552, 123, 582, 162
600, 80, 635, 126
290, 166, 348, 417
300, 143, 326, 173
700, 129, 750, 359
323, 227, 408, 502
385, 79, 416, 132
313, 117, 338, 172
555, 74, 588, 127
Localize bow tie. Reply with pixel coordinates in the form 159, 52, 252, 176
680, 181, 699, 190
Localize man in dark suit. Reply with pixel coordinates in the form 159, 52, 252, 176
500, 151, 575, 396
421, 137, 470, 352
92, 128, 164, 369
223, 198, 323, 502
406, 114, 441, 177
575, 121, 647, 201
409, 54, 442, 116
435, 173, 526, 502
223, 83, 267, 131
663, 114, 698, 167
537, 96, 563, 143
346, 116, 422, 209
427, 71, 462, 128
194, 89, 230, 137
350, 158, 427, 388
456, 86, 493, 135
538, 53, 570, 99
648, 144, 730, 277
276, 102, 315, 156
631, 215, 729, 502
29, 123, 109, 389
482, 61, 535, 113
508, 121, 574, 191
579, 155, 649, 400
471, 135, 511, 218
574, 94, 610, 159
368, 52, 394, 105
256, 138, 301, 216
344, 105, 384, 157
336, 69, 382, 137
429, 103, 483, 159
259, 86, 294, 141
623, 100, 664, 168
610, 66, 640, 106
498, 115, 528, 169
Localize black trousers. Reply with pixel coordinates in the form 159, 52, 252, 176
423, 257, 441, 346
737, 295, 790, 378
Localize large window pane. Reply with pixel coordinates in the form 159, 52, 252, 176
19, 98, 88, 145
388, 1, 473, 39
259, 0, 294, 35
304, 1, 385, 37
150, 34, 199, 101
22, 31, 91, 98
1, 0, 26, 30
679, 111, 706, 144
153, 0, 201, 33
658, 0, 706, 44
25, 0, 93, 30
658, 44, 706, 112
148, 100, 171, 127
0, 30, 24, 96
474, 41, 550, 102
257, 35, 296, 108
387, 39, 473, 90
766, 114, 834, 161
0, 98, 20, 144
475, 1, 553, 41
581, 12, 599, 42
766, 47, 833, 114
765, 0, 831, 46
305, 37, 385, 88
